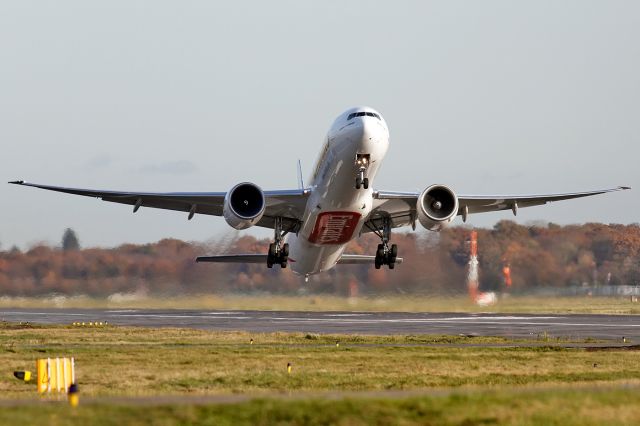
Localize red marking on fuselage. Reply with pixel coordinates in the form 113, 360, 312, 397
308, 211, 361, 245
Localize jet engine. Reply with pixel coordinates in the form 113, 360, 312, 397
417, 184, 459, 231
223, 182, 266, 230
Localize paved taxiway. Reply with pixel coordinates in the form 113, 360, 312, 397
1, 309, 638, 340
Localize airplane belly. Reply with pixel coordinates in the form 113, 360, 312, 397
308, 211, 361, 244
287, 234, 345, 275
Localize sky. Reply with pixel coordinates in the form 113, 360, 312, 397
1, 1, 638, 249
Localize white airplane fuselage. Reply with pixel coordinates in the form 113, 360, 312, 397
287, 107, 389, 276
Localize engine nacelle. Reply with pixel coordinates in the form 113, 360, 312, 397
223, 182, 266, 230
417, 184, 459, 231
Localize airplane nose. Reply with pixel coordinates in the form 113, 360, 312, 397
348, 118, 377, 142
357, 118, 385, 149
340, 115, 388, 152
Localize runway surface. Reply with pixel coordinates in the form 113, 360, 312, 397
1, 309, 638, 340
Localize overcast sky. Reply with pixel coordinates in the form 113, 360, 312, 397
1, 1, 638, 249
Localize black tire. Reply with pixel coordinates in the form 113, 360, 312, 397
282, 243, 289, 257
376, 244, 384, 259
267, 260, 273, 268
268, 243, 276, 258
355, 177, 362, 189
280, 261, 287, 268
374, 261, 381, 269
388, 262, 395, 270
363, 178, 369, 189
390, 244, 398, 261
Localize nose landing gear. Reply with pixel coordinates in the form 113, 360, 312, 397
267, 217, 290, 268
355, 154, 370, 189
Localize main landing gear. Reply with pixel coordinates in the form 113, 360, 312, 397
369, 216, 398, 269
267, 217, 289, 268
355, 154, 370, 189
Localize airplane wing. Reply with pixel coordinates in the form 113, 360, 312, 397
196, 253, 404, 264
366, 186, 631, 232
8, 180, 309, 231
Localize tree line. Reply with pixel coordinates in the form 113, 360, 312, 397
0, 221, 638, 296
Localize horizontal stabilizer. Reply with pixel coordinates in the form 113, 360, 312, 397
337, 254, 403, 264
196, 254, 267, 263
195, 253, 403, 265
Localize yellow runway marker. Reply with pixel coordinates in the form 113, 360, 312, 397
13, 371, 32, 382
68, 383, 79, 407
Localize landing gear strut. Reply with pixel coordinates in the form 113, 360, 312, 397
355, 154, 370, 189
369, 216, 397, 269
267, 217, 289, 268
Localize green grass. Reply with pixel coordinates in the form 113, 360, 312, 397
2, 294, 639, 314
0, 387, 639, 425
1, 323, 638, 399
1, 323, 639, 424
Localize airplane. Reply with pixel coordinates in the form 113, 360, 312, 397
10, 106, 630, 279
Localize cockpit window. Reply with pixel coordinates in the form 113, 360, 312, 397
348, 112, 380, 120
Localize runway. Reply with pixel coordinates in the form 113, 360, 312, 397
1, 309, 638, 341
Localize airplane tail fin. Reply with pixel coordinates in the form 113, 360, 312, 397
297, 159, 304, 190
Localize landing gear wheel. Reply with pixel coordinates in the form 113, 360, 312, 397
363, 178, 369, 189
355, 177, 362, 189
267, 217, 292, 269
387, 244, 398, 269
370, 216, 400, 270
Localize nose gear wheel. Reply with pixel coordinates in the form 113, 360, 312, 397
355, 155, 370, 189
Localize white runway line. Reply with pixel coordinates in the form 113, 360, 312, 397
114, 314, 253, 320
322, 313, 372, 317
262, 317, 639, 327
0, 311, 88, 316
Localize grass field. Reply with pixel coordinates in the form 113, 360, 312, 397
0, 322, 639, 424
1, 387, 639, 425
2, 294, 640, 314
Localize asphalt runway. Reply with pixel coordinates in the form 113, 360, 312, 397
1, 309, 639, 341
